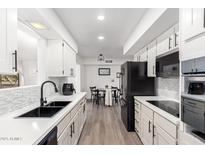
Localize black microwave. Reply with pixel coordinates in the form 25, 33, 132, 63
156, 52, 179, 78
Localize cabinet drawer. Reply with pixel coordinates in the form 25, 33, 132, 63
141, 104, 153, 119
71, 103, 80, 118
134, 100, 141, 110
135, 110, 140, 120
154, 124, 176, 145
135, 119, 140, 129
154, 113, 177, 139
57, 112, 71, 138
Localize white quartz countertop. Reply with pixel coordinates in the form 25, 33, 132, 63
134, 96, 180, 125
0, 92, 86, 145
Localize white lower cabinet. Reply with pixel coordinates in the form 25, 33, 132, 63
141, 112, 153, 145
153, 124, 176, 145
134, 100, 141, 137
57, 97, 87, 145
58, 122, 72, 145
135, 99, 178, 145
140, 105, 154, 145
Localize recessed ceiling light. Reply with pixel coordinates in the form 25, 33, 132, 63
97, 15, 105, 21
30, 22, 47, 30
98, 36, 104, 40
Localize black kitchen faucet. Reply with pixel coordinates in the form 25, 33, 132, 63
40, 81, 58, 106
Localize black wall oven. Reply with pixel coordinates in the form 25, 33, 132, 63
181, 97, 205, 134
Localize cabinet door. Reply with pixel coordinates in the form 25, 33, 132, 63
195, 56, 205, 73
82, 102, 87, 125
140, 112, 153, 145
181, 8, 205, 41
181, 59, 195, 74
0, 9, 8, 73
47, 40, 64, 76
157, 38, 171, 56
147, 43, 157, 77
134, 52, 139, 61
181, 8, 194, 41
58, 122, 72, 145
139, 48, 147, 62
7, 8, 17, 73
0, 9, 17, 73
174, 23, 179, 48
63, 43, 76, 76
70, 113, 79, 145
192, 9, 205, 38
154, 124, 176, 145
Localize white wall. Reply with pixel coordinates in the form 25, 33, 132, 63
17, 22, 39, 86
21, 60, 38, 86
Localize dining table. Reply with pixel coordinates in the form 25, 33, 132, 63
98, 88, 113, 106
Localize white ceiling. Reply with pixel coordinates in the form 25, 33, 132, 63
54, 8, 147, 58
18, 8, 61, 40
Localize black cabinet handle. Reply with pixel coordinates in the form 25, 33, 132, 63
12, 50, 17, 72
153, 125, 156, 137
72, 122, 75, 134
148, 121, 151, 133
204, 8, 205, 28
174, 33, 178, 47
168, 37, 172, 50
83, 104, 85, 113
70, 124, 73, 137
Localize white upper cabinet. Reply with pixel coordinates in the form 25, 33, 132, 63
134, 51, 141, 62
157, 37, 172, 56
181, 8, 205, 41
156, 23, 178, 57
173, 23, 179, 48
0, 8, 17, 74
147, 41, 157, 77
63, 42, 76, 76
47, 40, 76, 77
134, 47, 147, 62
139, 47, 148, 62
180, 8, 205, 61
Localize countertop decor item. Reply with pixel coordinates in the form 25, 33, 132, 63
0, 74, 19, 89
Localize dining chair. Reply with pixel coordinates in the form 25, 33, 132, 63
89, 86, 96, 103
111, 86, 119, 104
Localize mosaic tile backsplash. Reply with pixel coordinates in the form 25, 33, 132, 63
157, 77, 180, 101
0, 84, 57, 116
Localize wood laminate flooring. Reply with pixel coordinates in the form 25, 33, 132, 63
78, 102, 142, 145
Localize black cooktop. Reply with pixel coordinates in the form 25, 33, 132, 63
146, 100, 179, 118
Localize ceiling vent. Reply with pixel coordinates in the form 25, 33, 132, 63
105, 60, 113, 63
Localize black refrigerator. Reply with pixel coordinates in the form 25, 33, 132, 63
120, 61, 156, 131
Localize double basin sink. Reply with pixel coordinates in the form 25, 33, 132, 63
17, 101, 71, 118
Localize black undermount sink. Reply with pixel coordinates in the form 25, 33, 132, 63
17, 101, 71, 118
45, 101, 71, 107
17, 106, 63, 118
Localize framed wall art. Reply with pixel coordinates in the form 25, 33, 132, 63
98, 68, 110, 76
